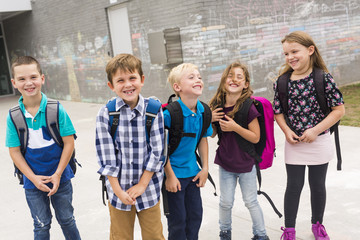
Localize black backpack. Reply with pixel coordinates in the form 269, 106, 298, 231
161, 94, 217, 215
277, 68, 342, 170
9, 99, 80, 185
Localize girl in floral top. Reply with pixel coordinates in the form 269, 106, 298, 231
273, 31, 345, 240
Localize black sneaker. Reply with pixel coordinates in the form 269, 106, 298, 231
219, 230, 231, 240
252, 235, 270, 240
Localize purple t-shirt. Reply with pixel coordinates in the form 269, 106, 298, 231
214, 103, 261, 173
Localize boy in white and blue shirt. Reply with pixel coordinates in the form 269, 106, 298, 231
6, 56, 80, 240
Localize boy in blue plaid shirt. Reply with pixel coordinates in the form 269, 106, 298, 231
95, 54, 165, 240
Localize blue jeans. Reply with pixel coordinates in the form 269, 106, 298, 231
219, 165, 267, 236
25, 180, 81, 240
166, 177, 202, 240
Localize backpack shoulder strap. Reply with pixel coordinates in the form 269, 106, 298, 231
233, 98, 252, 128
106, 98, 120, 140
9, 105, 28, 155
233, 98, 262, 163
277, 72, 292, 115
198, 101, 211, 143
313, 68, 342, 170
196, 101, 217, 196
313, 68, 329, 115
165, 101, 184, 156
9, 105, 27, 184
100, 98, 119, 206
145, 98, 162, 143
46, 98, 63, 147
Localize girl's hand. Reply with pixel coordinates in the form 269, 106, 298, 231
165, 175, 181, 193
212, 108, 224, 122
219, 115, 237, 132
285, 130, 300, 145
299, 128, 318, 143
193, 169, 208, 187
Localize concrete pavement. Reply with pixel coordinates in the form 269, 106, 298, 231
1, 95, 359, 240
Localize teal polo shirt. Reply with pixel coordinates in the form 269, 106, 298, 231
6, 93, 76, 189
164, 99, 213, 178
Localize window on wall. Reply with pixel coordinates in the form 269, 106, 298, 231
107, 4, 133, 55
148, 27, 183, 64
0, 22, 13, 96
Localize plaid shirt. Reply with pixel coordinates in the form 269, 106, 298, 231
96, 95, 164, 211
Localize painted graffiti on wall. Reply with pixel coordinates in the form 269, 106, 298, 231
42, 34, 110, 102
10, 32, 112, 102
7, 0, 360, 103
166, 0, 360, 101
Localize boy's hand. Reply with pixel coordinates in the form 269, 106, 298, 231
33, 175, 52, 193
126, 183, 147, 199
212, 108, 224, 122
117, 190, 136, 205
193, 169, 208, 187
47, 172, 61, 196
219, 115, 237, 132
165, 175, 181, 193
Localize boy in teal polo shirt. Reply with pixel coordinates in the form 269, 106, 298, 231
6, 56, 81, 240
164, 63, 213, 240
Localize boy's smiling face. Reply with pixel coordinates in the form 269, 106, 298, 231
174, 69, 203, 99
108, 68, 144, 109
11, 63, 44, 99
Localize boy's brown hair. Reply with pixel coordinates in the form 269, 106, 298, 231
11, 56, 42, 77
106, 54, 143, 83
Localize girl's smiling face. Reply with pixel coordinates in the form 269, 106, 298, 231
225, 67, 248, 96
282, 41, 314, 75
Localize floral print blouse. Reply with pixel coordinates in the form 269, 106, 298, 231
273, 72, 344, 136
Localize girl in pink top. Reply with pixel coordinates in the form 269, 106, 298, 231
273, 31, 345, 240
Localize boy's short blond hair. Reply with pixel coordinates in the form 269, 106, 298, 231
106, 54, 143, 84
167, 63, 199, 97
11, 56, 42, 77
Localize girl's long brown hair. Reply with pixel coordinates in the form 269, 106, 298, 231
209, 62, 253, 118
279, 31, 328, 76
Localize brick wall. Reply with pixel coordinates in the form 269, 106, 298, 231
4, 0, 360, 103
